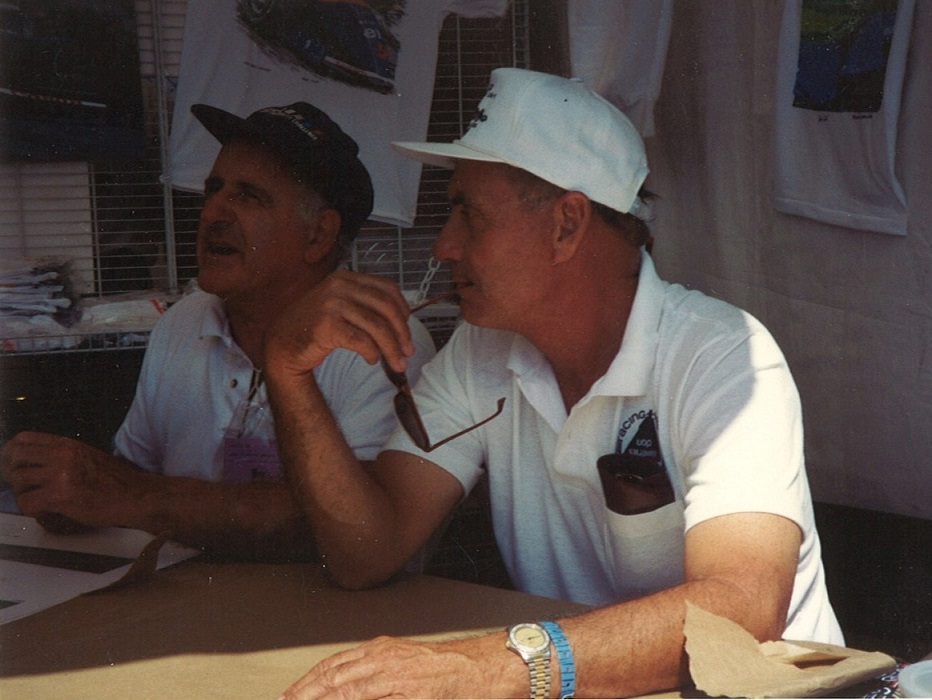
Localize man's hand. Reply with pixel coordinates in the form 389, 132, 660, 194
264, 270, 415, 380
281, 632, 525, 700
0, 431, 153, 531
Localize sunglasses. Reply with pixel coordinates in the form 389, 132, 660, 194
383, 290, 506, 452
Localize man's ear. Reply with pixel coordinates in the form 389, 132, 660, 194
303, 208, 342, 264
552, 191, 591, 264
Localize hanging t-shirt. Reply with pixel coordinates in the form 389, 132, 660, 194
167, 0, 509, 227
567, 0, 674, 137
773, 0, 915, 236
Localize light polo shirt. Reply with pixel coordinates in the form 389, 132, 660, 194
385, 251, 843, 644
115, 290, 435, 481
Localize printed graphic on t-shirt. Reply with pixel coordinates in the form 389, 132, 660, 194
615, 409, 665, 470
236, 0, 405, 94
597, 410, 674, 515
793, 0, 897, 113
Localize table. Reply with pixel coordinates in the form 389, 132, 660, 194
0, 559, 588, 699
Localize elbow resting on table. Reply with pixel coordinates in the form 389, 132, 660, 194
320, 566, 396, 592
317, 553, 402, 592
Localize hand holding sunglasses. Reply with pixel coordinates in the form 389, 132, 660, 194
382, 290, 505, 452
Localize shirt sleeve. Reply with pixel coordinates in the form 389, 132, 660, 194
316, 315, 436, 462
112, 327, 165, 473
383, 322, 492, 496
673, 317, 810, 533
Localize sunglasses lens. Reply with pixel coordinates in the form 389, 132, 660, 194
385, 357, 505, 453
381, 357, 407, 388
393, 392, 430, 451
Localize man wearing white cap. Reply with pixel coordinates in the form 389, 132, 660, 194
268, 68, 842, 698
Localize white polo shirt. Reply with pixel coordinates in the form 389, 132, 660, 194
385, 252, 843, 644
115, 290, 435, 480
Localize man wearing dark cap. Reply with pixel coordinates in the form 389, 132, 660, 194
266, 69, 842, 698
0, 103, 435, 560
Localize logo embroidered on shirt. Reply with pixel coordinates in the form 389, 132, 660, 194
615, 410, 665, 469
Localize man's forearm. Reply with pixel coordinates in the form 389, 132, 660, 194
281, 571, 789, 700
126, 473, 317, 561
541, 513, 798, 697
556, 583, 699, 697
534, 574, 786, 698
3, 433, 314, 560
267, 369, 411, 587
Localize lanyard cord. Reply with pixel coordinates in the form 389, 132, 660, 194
245, 367, 263, 403
236, 368, 264, 438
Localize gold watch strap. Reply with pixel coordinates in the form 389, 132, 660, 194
528, 655, 551, 699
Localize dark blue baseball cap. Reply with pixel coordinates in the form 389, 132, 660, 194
192, 102, 374, 241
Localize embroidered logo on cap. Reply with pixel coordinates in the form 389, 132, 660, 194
466, 84, 497, 131
259, 106, 323, 140
467, 108, 489, 130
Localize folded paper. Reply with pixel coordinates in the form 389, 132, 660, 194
684, 601, 896, 698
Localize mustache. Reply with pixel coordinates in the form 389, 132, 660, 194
199, 220, 233, 238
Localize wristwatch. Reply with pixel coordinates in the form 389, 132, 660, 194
506, 622, 552, 699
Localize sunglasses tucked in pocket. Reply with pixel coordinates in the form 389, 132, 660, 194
597, 453, 675, 515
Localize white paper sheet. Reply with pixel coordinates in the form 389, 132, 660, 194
0, 513, 199, 625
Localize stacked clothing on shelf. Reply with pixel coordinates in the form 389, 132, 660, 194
0, 260, 83, 352
0, 259, 176, 353
0, 260, 79, 325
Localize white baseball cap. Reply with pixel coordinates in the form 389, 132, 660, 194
393, 67, 650, 218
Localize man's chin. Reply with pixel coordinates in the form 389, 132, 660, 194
456, 300, 482, 327
195, 271, 229, 298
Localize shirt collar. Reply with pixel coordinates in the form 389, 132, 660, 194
592, 249, 664, 398
197, 292, 239, 353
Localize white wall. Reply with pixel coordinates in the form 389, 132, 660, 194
646, 1, 931, 520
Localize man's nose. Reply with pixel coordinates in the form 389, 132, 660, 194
432, 219, 462, 262
199, 190, 233, 225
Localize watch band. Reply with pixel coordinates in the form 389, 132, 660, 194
506, 623, 552, 699
527, 654, 550, 699
540, 621, 576, 699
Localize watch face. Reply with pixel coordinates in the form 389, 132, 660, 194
509, 623, 550, 652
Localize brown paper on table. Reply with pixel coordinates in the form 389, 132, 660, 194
684, 602, 896, 698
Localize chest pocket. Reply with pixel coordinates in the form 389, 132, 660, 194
602, 499, 685, 601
